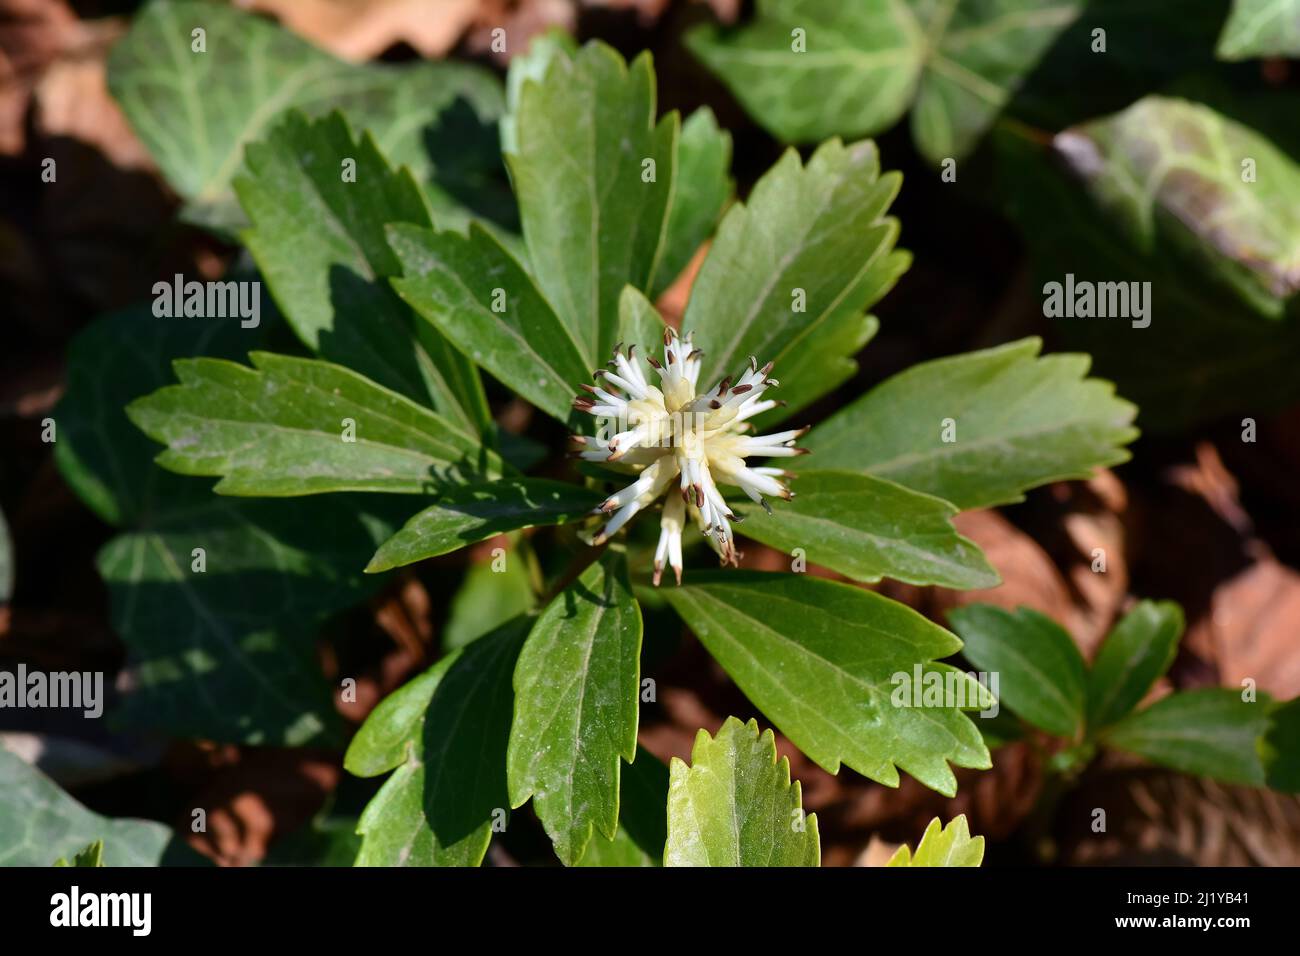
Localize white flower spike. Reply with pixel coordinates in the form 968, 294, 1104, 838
571, 328, 807, 585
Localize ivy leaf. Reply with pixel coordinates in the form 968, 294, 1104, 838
947, 604, 1086, 739
576, 747, 669, 867
505, 41, 677, 364
736, 470, 999, 589
101, 495, 398, 746
0, 748, 198, 866
128, 352, 499, 496
1218, 0, 1300, 60
687, 0, 1081, 162
355, 619, 527, 866
1087, 600, 1184, 732
108, 0, 503, 232
652, 107, 733, 299
995, 123, 1300, 429
683, 139, 906, 424
1101, 689, 1271, 786
54, 309, 254, 526
367, 480, 602, 572
508, 551, 642, 866
886, 815, 984, 867
234, 110, 488, 433
1056, 96, 1300, 313
54, 840, 106, 868
665, 717, 819, 867
798, 338, 1138, 510
388, 222, 590, 423
664, 572, 990, 796
55, 310, 400, 745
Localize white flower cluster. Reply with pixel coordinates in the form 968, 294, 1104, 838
572, 328, 806, 584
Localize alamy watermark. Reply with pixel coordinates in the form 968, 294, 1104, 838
1043, 273, 1151, 328
152, 273, 260, 328
890, 664, 999, 718
0, 664, 103, 718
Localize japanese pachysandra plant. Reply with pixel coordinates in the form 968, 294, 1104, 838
110, 29, 1144, 866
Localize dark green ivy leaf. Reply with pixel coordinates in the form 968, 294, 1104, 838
108, 0, 503, 232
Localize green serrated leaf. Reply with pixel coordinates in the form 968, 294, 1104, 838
508, 551, 642, 866
53, 840, 105, 868
688, 0, 1081, 162
388, 222, 590, 423
652, 107, 733, 299
683, 138, 905, 424
1102, 688, 1272, 786
665, 716, 819, 867
108, 0, 503, 231
1087, 600, 1184, 732
887, 815, 984, 867
735, 469, 999, 589
233, 110, 488, 433
367, 480, 602, 572
576, 747, 669, 867
1218, 0, 1300, 59
664, 572, 990, 796
0, 749, 197, 866
798, 338, 1138, 510
1058, 96, 1300, 312
344, 655, 455, 778
128, 352, 499, 496
355, 620, 527, 866
506, 42, 677, 364
1262, 697, 1300, 793
501, 30, 578, 155
948, 604, 1086, 739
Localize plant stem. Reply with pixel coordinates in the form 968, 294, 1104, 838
539, 540, 609, 605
